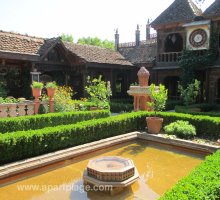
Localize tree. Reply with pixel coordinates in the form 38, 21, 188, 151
178, 79, 200, 106
77, 37, 114, 50
85, 76, 112, 109
60, 34, 74, 42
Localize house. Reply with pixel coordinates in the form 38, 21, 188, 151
0, 31, 134, 98
117, 0, 220, 103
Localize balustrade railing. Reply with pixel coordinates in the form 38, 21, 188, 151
158, 52, 182, 63
119, 33, 157, 48
0, 101, 48, 118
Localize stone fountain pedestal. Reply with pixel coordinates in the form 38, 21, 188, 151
83, 156, 139, 195
127, 67, 154, 111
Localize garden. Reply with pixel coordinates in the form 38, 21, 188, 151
0, 75, 220, 199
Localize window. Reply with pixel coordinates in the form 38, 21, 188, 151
165, 33, 183, 52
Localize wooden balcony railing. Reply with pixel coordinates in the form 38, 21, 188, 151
158, 52, 182, 63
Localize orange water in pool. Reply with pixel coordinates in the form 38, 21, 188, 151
0, 140, 204, 200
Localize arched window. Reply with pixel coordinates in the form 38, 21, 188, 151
165, 33, 183, 52
163, 76, 180, 100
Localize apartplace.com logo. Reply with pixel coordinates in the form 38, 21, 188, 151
17, 183, 113, 193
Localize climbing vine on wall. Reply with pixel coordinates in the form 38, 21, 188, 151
179, 29, 218, 88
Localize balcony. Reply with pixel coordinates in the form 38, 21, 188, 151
158, 52, 182, 63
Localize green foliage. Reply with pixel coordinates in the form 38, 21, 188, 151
0, 111, 219, 164
164, 120, 196, 139
60, 33, 74, 42
85, 76, 112, 109
110, 102, 133, 113
53, 86, 76, 112
178, 79, 200, 106
159, 150, 220, 200
0, 112, 141, 164
147, 84, 168, 113
179, 30, 218, 87
45, 81, 57, 89
175, 104, 220, 117
0, 83, 7, 97
165, 100, 181, 110
77, 37, 114, 50
31, 81, 44, 89
0, 110, 110, 134
0, 97, 19, 104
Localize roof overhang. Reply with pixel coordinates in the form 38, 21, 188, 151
0, 50, 39, 62
183, 20, 211, 28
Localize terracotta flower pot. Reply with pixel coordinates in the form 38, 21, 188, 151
32, 88, 42, 98
47, 88, 56, 98
146, 117, 163, 134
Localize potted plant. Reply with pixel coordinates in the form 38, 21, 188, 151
146, 84, 168, 134
45, 81, 57, 99
31, 81, 44, 98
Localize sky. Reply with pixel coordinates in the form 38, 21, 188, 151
0, 0, 215, 43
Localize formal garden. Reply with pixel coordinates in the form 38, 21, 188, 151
0, 73, 220, 199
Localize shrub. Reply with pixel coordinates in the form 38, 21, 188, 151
178, 79, 200, 106
85, 76, 112, 108
175, 104, 220, 117
164, 120, 196, 139
53, 86, 76, 112
0, 110, 110, 134
45, 81, 57, 89
160, 150, 220, 200
31, 81, 44, 89
110, 102, 133, 113
0, 112, 141, 164
0, 111, 219, 164
147, 84, 168, 114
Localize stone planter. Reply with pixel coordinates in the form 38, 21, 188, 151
32, 88, 42, 98
47, 88, 56, 99
146, 117, 163, 134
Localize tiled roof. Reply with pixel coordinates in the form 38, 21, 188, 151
0, 30, 58, 56
203, 0, 220, 18
63, 42, 133, 66
118, 44, 156, 64
151, 0, 202, 27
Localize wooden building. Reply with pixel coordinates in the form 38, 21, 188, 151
0, 31, 134, 99
117, 0, 220, 103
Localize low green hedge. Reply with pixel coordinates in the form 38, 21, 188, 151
0, 110, 110, 134
0, 111, 219, 164
175, 105, 220, 117
110, 102, 133, 113
160, 150, 220, 200
0, 112, 141, 164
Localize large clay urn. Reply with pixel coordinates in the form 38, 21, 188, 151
146, 117, 163, 134
32, 88, 42, 99
137, 67, 150, 87
47, 88, 56, 99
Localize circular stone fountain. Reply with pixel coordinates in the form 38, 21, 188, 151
83, 156, 139, 195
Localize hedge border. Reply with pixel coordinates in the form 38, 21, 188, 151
0, 111, 219, 165
0, 110, 110, 134
159, 150, 220, 200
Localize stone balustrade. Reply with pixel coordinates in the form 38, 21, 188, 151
158, 52, 182, 63
0, 101, 48, 118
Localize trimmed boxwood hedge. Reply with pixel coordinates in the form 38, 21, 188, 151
160, 150, 220, 200
175, 105, 220, 117
0, 111, 219, 164
0, 110, 110, 134
0, 112, 141, 164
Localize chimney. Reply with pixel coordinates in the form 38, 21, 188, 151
114, 29, 119, 51
146, 19, 151, 40
135, 24, 140, 47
